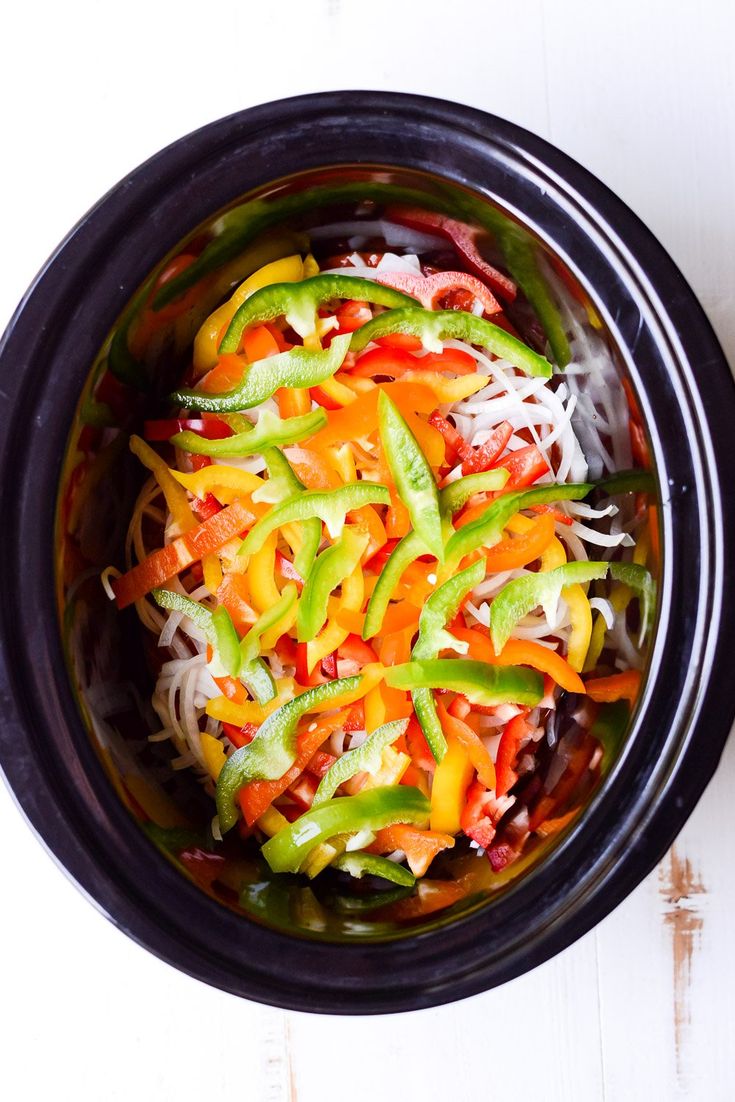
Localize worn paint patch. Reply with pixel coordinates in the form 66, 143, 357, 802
659, 845, 706, 1084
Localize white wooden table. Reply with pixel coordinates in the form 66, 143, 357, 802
2, 2, 733, 1098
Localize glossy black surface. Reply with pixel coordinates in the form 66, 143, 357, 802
1, 92, 734, 1012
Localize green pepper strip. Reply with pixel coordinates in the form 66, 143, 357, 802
378, 390, 443, 561
411, 559, 486, 763
445, 482, 594, 566
297, 527, 369, 643
261, 786, 430, 874
489, 561, 609, 654
385, 659, 544, 708
151, 588, 276, 703
258, 448, 322, 577
596, 469, 656, 496
171, 408, 327, 457
350, 307, 553, 379
498, 234, 571, 368
240, 483, 390, 556
216, 675, 363, 832
312, 719, 410, 806
240, 584, 298, 664
608, 562, 657, 639
219, 275, 417, 353
591, 699, 631, 774
170, 333, 351, 413
361, 469, 510, 641
332, 852, 416, 888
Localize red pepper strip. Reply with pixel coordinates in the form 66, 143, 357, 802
338, 634, 380, 665
364, 537, 400, 573
295, 643, 338, 686
143, 416, 232, 441
406, 716, 436, 774
238, 715, 345, 826
495, 709, 531, 798
436, 700, 496, 790
288, 773, 319, 811
375, 333, 423, 351
335, 299, 373, 334
529, 504, 573, 526
344, 701, 366, 732
385, 206, 517, 302
428, 411, 472, 463
460, 780, 497, 849
274, 633, 298, 667
462, 421, 513, 476
222, 721, 258, 749
191, 493, 222, 522
307, 750, 337, 778
112, 500, 254, 609
492, 444, 549, 490
375, 269, 501, 315
275, 549, 305, 590
352, 346, 477, 379
190, 455, 213, 472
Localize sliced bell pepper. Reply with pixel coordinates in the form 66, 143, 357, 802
430, 735, 475, 834
492, 444, 549, 489
216, 675, 363, 832
171, 408, 326, 456
170, 333, 351, 413
452, 627, 585, 695
129, 435, 197, 534
331, 852, 415, 887
144, 416, 233, 442
313, 718, 409, 805
218, 274, 417, 352
170, 465, 263, 501
489, 560, 609, 654
585, 669, 642, 704
608, 562, 657, 639
460, 780, 497, 849
261, 786, 430, 874
428, 411, 472, 463
261, 447, 322, 577
495, 710, 531, 797
350, 307, 552, 379
240, 482, 390, 555
410, 559, 485, 763
307, 379, 437, 451
483, 513, 556, 572
436, 700, 496, 790
239, 584, 298, 664
386, 659, 543, 707
367, 823, 455, 877
111, 499, 254, 609
297, 527, 369, 642
352, 346, 477, 379
462, 420, 513, 476
378, 391, 443, 560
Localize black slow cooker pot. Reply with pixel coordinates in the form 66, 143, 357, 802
0, 92, 733, 1013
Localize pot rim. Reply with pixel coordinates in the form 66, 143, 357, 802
1, 90, 734, 1013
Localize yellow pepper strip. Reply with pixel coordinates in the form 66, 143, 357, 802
335, 607, 366, 635
364, 684, 387, 732
303, 255, 320, 279
583, 582, 633, 673
200, 732, 227, 781
280, 521, 305, 561
336, 373, 374, 395
130, 435, 197, 533
170, 465, 264, 500
260, 599, 298, 652
307, 662, 385, 712
633, 523, 651, 568
202, 553, 223, 594
206, 679, 296, 725
247, 531, 283, 614
539, 534, 567, 571
562, 584, 593, 672
406, 411, 445, 468
430, 736, 474, 834
306, 563, 364, 672
403, 371, 488, 403
319, 375, 358, 406
193, 254, 305, 374
257, 805, 290, 838
301, 835, 351, 878
327, 443, 357, 484
362, 746, 410, 789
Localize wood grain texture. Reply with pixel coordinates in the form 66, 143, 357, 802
1, 1, 733, 1099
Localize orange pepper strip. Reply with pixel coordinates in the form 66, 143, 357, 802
277, 387, 311, 418
452, 626, 586, 695
112, 500, 253, 609
436, 701, 496, 790
200, 326, 280, 393
353, 504, 387, 560
585, 669, 641, 703
335, 608, 366, 635
216, 574, 257, 635
366, 824, 454, 876
386, 491, 411, 538
238, 710, 348, 826
383, 879, 465, 920
379, 625, 415, 666
380, 681, 414, 721
285, 447, 340, 489
381, 601, 421, 636
307, 381, 438, 450
483, 514, 555, 572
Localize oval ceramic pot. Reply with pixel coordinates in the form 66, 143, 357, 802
0, 91, 733, 1013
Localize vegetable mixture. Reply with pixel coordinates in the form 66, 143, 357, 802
102, 201, 656, 922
